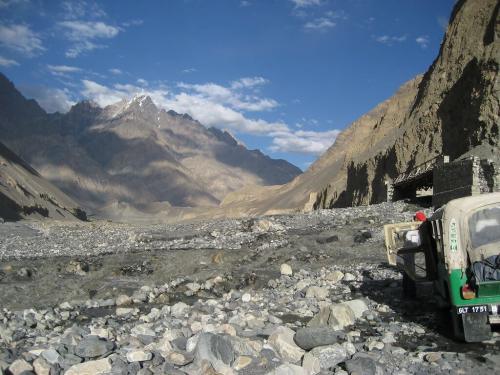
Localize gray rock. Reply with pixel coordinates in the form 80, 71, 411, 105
309, 344, 348, 369
294, 327, 344, 350
65, 358, 112, 375
126, 350, 152, 362
194, 332, 235, 369
268, 326, 305, 363
75, 336, 114, 358
342, 299, 369, 319
345, 354, 383, 375
8, 359, 33, 375
41, 348, 62, 365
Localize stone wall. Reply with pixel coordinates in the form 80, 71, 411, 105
432, 157, 499, 207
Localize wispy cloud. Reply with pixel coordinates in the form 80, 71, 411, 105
270, 129, 339, 155
240, 1, 251, 7
61, 0, 106, 19
47, 64, 82, 76
0, 0, 28, 8
0, 23, 45, 56
374, 34, 407, 46
416, 35, 429, 49
291, 0, 322, 8
109, 68, 122, 75
0, 55, 18, 67
179, 78, 278, 112
58, 20, 121, 57
182, 67, 197, 74
20, 85, 76, 113
304, 17, 335, 31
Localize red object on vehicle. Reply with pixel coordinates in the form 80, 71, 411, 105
461, 284, 476, 300
415, 211, 427, 222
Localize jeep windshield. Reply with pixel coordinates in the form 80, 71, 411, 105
468, 205, 500, 250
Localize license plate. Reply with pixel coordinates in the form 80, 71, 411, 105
457, 305, 488, 314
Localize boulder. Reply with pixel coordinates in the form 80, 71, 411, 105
294, 327, 344, 350
8, 359, 33, 375
280, 264, 293, 276
194, 333, 235, 372
64, 358, 112, 375
74, 336, 114, 358
341, 299, 369, 319
305, 286, 329, 301
309, 344, 348, 370
268, 326, 305, 363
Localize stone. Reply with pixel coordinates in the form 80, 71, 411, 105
75, 336, 114, 358
41, 348, 62, 365
116, 294, 132, 306
116, 307, 137, 316
280, 264, 293, 276
316, 235, 339, 244
302, 352, 321, 375
307, 306, 331, 328
65, 358, 112, 375
343, 273, 356, 281
325, 270, 344, 283
171, 302, 190, 318
195, 332, 235, 371
268, 326, 305, 363
233, 356, 252, 370
127, 350, 153, 362
33, 357, 51, 375
342, 299, 369, 319
424, 352, 441, 363
8, 359, 33, 375
328, 304, 356, 330
345, 354, 381, 375
294, 327, 344, 350
167, 351, 193, 366
269, 363, 308, 375
241, 293, 251, 303
305, 286, 329, 301
309, 344, 348, 370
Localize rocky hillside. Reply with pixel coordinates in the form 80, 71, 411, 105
0, 141, 85, 221
223, 0, 499, 214
0, 75, 301, 215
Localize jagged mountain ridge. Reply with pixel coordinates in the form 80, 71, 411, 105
222, 0, 499, 214
0, 75, 301, 214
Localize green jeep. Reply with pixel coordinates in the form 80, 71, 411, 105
384, 193, 500, 342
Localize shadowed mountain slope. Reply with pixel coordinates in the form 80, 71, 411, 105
0, 75, 301, 216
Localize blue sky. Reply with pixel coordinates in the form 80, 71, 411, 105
0, 0, 455, 169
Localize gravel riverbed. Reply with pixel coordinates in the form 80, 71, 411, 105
0, 202, 498, 374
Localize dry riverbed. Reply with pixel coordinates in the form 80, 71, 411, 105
0, 202, 498, 374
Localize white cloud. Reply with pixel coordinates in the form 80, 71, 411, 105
61, 0, 106, 19
47, 64, 82, 76
270, 129, 340, 155
416, 35, 429, 49
231, 76, 268, 89
291, 0, 321, 8
0, 0, 28, 8
0, 55, 18, 67
109, 68, 122, 75
20, 85, 75, 113
304, 17, 335, 31
179, 79, 278, 112
240, 1, 251, 6
374, 34, 407, 46
0, 23, 45, 56
136, 78, 148, 86
59, 20, 121, 57
182, 68, 197, 73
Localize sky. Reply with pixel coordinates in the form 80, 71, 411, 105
0, 0, 456, 170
